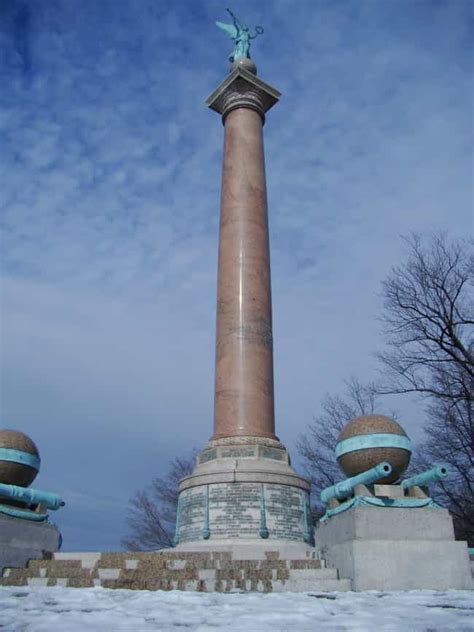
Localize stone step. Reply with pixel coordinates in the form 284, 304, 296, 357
273, 578, 353, 592
0, 550, 351, 592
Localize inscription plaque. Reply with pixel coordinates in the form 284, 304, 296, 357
220, 447, 256, 458
265, 484, 305, 541
210, 483, 260, 538
178, 487, 205, 542
259, 446, 285, 461
199, 449, 218, 464
177, 481, 308, 543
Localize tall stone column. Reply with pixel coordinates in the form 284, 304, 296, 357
212, 66, 278, 441
175, 61, 312, 550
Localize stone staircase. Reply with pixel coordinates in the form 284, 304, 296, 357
0, 549, 351, 592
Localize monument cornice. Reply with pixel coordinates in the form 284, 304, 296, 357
178, 468, 311, 493
206, 66, 281, 123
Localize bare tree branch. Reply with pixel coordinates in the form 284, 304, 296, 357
122, 449, 198, 551
376, 233, 473, 544
300, 234, 473, 543
377, 233, 474, 398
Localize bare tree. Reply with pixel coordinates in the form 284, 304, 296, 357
377, 233, 473, 401
415, 392, 473, 543
377, 233, 473, 544
297, 377, 385, 516
298, 234, 472, 542
122, 450, 197, 551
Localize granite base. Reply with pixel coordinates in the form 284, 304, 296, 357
315, 506, 472, 590
0, 513, 61, 574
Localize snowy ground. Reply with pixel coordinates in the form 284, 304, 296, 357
1, 587, 473, 631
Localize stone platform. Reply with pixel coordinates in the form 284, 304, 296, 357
1, 533, 472, 592
0, 548, 351, 592
315, 506, 473, 591
0, 513, 61, 575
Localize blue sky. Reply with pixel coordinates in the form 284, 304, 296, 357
1, 0, 472, 550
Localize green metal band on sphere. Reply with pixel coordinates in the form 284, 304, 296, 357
0, 447, 41, 471
335, 433, 412, 459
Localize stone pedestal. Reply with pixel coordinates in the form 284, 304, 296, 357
176, 437, 312, 548
0, 549, 352, 592
0, 513, 61, 574
315, 506, 473, 591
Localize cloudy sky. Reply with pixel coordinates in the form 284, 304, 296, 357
1, 0, 472, 550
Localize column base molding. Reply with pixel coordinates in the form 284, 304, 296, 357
176, 437, 312, 547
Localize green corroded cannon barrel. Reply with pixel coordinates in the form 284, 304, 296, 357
0, 482, 65, 510
401, 464, 449, 490
321, 461, 392, 504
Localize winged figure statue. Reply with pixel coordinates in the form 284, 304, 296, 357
216, 8, 264, 62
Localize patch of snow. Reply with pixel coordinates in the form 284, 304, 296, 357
0, 587, 473, 631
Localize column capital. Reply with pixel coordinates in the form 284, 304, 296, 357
206, 66, 280, 123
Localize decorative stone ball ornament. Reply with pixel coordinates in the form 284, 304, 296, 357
336, 414, 411, 484
231, 57, 257, 74
0, 429, 40, 487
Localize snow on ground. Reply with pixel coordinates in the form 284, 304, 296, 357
0, 587, 473, 632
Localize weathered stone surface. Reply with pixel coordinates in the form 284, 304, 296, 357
337, 414, 410, 483
176, 478, 310, 545
315, 506, 473, 590
220, 447, 255, 458
0, 548, 352, 592
177, 435, 311, 547
206, 65, 280, 122
178, 487, 206, 542
316, 506, 455, 545
198, 449, 218, 464
259, 446, 285, 461
0, 513, 61, 574
265, 484, 306, 541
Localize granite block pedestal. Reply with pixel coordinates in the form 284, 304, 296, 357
176, 436, 312, 549
0, 513, 61, 575
314, 506, 473, 590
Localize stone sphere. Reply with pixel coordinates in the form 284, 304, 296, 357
336, 414, 411, 484
230, 58, 257, 75
0, 429, 40, 487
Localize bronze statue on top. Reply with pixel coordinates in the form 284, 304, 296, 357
216, 8, 264, 63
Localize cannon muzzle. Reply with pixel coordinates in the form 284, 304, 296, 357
321, 461, 392, 504
401, 464, 449, 490
0, 483, 65, 511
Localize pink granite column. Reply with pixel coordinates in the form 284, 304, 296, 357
212, 103, 277, 440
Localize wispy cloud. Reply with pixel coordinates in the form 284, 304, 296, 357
1, 0, 471, 549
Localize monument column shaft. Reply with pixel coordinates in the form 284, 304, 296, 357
176, 67, 310, 550
213, 107, 276, 440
